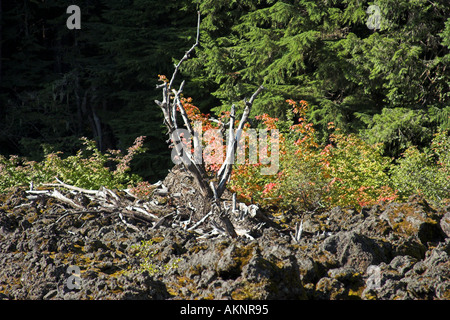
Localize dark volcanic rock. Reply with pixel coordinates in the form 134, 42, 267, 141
379, 201, 445, 244
441, 211, 450, 238
0, 187, 449, 300
321, 231, 391, 272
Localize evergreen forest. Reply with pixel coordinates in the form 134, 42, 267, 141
1, 0, 449, 209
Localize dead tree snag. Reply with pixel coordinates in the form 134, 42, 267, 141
155, 12, 264, 238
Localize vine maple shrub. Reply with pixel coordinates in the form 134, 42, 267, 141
173, 95, 280, 176
175, 96, 411, 211
320, 127, 398, 208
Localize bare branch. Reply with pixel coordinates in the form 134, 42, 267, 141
119, 212, 140, 232
217, 104, 235, 195
168, 11, 201, 90
291, 220, 303, 243
187, 210, 214, 231
216, 85, 264, 197
246, 85, 265, 107
50, 189, 84, 210
42, 177, 99, 194
219, 211, 238, 239
155, 11, 212, 198
232, 193, 237, 213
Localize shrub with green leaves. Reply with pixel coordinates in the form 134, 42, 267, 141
322, 128, 398, 209
0, 136, 146, 193
390, 129, 450, 205
130, 239, 180, 276
229, 100, 398, 211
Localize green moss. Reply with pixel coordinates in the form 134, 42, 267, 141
189, 243, 209, 254
166, 275, 197, 298
151, 236, 165, 243
189, 264, 203, 276
231, 280, 270, 300
81, 213, 96, 220
232, 244, 256, 270
365, 292, 378, 300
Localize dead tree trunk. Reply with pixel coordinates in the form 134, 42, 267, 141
155, 12, 264, 238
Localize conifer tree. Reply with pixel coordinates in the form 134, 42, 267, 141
184, 0, 450, 148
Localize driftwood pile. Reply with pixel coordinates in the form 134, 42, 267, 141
24, 176, 264, 240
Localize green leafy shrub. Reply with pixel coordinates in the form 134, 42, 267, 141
0, 136, 146, 193
322, 127, 398, 209
229, 100, 398, 211
260, 100, 326, 210
130, 239, 180, 276
390, 129, 450, 205
227, 100, 327, 210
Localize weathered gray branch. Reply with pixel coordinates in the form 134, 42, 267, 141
216, 85, 265, 197
154, 13, 209, 198
168, 12, 201, 90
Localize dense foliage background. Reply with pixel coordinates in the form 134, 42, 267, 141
1, 0, 199, 180
1, 0, 449, 208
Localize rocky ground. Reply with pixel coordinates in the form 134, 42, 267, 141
0, 170, 449, 300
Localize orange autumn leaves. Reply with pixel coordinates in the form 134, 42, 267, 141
180, 97, 398, 210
